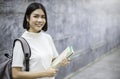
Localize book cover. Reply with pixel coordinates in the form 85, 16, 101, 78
51, 46, 74, 68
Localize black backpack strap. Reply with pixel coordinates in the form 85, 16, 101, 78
13, 37, 31, 71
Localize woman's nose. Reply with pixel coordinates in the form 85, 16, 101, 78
37, 18, 42, 22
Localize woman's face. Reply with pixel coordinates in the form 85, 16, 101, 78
27, 9, 46, 33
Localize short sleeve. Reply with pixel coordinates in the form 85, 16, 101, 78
48, 35, 59, 58
12, 41, 24, 68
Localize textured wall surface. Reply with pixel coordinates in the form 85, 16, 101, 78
0, 0, 120, 79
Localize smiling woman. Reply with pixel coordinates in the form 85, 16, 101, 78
27, 9, 46, 33
23, 2, 48, 32
11, 2, 70, 79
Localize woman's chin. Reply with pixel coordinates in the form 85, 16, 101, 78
34, 29, 41, 33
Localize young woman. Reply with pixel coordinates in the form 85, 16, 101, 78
12, 2, 69, 79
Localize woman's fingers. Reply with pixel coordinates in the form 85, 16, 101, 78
60, 58, 70, 66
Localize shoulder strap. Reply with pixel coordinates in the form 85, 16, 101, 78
13, 37, 31, 71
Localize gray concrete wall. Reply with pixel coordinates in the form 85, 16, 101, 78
0, 0, 120, 79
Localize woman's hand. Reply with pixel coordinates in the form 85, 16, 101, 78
44, 67, 58, 77
60, 58, 70, 67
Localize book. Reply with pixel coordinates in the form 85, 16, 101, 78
51, 46, 74, 68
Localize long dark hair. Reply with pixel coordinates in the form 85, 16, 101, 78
23, 2, 48, 31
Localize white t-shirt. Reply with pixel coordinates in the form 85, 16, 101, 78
12, 31, 58, 79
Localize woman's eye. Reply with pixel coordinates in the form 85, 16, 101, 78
34, 16, 39, 18
33, 15, 45, 19
42, 15, 45, 18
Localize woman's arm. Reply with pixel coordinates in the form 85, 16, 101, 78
12, 67, 58, 79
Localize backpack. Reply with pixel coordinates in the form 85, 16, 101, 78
0, 37, 31, 79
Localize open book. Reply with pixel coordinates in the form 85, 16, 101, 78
51, 46, 74, 68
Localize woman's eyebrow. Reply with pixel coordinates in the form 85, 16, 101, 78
33, 14, 45, 16
33, 14, 40, 16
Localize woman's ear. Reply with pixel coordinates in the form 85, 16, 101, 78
26, 16, 29, 22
